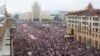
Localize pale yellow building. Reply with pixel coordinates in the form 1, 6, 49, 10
32, 1, 41, 21
66, 3, 100, 49
0, 5, 13, 55
40, 11, 55, 21
19, 12, 32, 22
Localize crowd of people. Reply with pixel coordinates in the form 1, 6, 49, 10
12, 22, 100, 56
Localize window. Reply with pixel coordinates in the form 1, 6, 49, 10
99, 35, 100, 38
93, 23, 99, 26
81, 31, 83, 33
84, 27, 86, 30
79, 17, 81, 19
75, 25, 77, 28
69, 24, 70, 26
95, 28, 98, 32
87, 32, 88, 35
68, 16, 71, 19
96, 34, 98, 37
87, 27, 88, 30
84, 32, 86, 34
6, 39, 10, 40
93, 17, 99, 21
72, 25, 73, 27
90, 17, 91, 20
82, 31, 83, 33
72, 17, 74, 19
95, 41, 98, 49
7, 35, 10, 37
72, 21, 74, 23
78, 17, 80, 19
82, 27, 84, 29
93, 28, 95, 32
92, 34, 94, 36
82, 17, 87, 20
6, 44, 10, 46
75, 17, 77, 19
87, 22, 88, 25
99, 30, 100, 32
82, 22, 87, 25
99, 45, 100, 49
75, 21, 77, 23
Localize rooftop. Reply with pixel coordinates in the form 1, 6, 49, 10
67, 3, 100, 16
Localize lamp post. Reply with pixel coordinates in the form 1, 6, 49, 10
87, 45, 90, 50
86, 41, 90, 55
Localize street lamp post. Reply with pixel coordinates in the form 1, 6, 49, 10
86, 41, 90, 55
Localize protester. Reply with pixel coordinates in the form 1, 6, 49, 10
12, 22, 100, 56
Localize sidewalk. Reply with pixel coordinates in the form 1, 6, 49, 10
0, 28, 10, 56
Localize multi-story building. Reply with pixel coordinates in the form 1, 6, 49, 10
0, 6, 13, 56
58, 11, 67, 21
19, 12, 32, 22
40, 11, 55, 21
66, 3, 100, 49
32, 1, 41, 21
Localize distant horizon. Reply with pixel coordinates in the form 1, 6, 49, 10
0, 0, 100, 14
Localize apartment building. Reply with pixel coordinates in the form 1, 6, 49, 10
0, 6, 13, 55
66, 3, 100, 49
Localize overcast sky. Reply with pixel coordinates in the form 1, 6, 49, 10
0, 0, 100, 13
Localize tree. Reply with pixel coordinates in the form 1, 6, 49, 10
14, 14, 19, 19
54, 14, 59, 20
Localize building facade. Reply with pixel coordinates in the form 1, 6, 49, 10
19, 12, 32, 22
32, 1, 41, 21
58, 11, 67, 21
0, 6, 13, 55
66, 3, 100, 49
40, 11, 55, 21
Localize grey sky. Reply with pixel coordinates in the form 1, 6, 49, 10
0, 0, 100, 13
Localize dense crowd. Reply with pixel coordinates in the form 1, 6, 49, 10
12, 22, 100, 56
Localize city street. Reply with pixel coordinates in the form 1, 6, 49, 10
0, 0, 100, 56
12, 22, 100, 56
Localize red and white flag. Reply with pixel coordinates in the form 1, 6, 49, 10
28, 33, 36, 40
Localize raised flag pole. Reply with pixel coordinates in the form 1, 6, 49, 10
3, 0, 7, 17
3, 0, 6, 7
